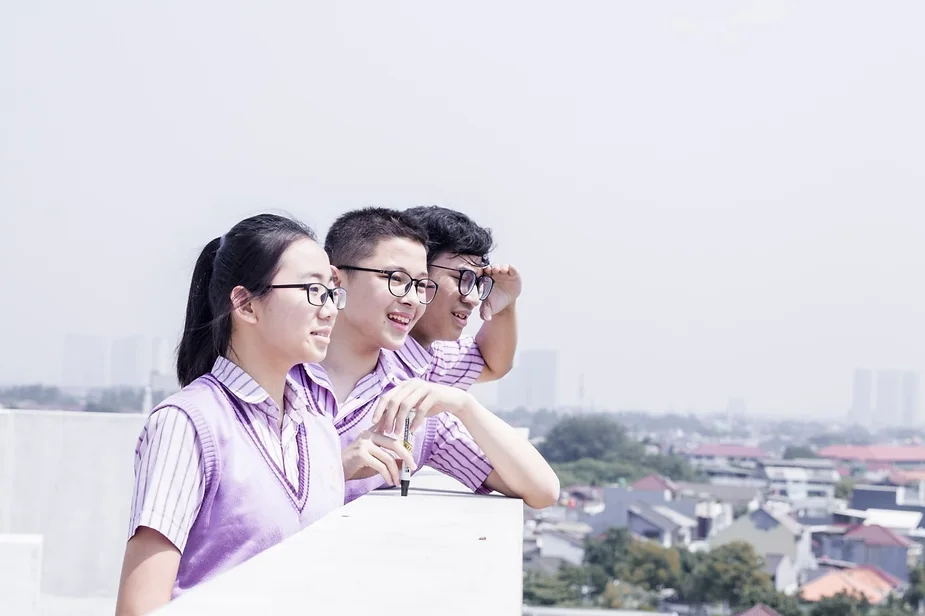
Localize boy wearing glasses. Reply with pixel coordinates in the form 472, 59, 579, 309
401, 205, 520, 387
309, 207, 558, 508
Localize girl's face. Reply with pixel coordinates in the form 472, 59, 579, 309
250, 239, 340, 366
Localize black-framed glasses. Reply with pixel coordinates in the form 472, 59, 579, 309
267, 283, 347, 309
430, 264, 494, 301
335, 265, 438, 305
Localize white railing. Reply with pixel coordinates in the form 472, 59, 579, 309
156, 469, 524, 615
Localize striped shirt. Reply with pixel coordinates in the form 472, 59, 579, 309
305, 336, 492, 502
129, 357, 341, 552
390, 335, 484, 389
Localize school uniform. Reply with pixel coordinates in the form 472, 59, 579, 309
304, 336, 493, 503
128, 357, 344, 597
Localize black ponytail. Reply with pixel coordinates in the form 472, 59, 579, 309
175, 215, 316, 387
176, 237, 226, 387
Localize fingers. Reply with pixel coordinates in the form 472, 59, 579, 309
372, 380, 426, 435
391, 387, 428, 436
371, 380, 408, 427
410, 396, 433, 433
363, 443, 401, 486
368, 431, 417, 471
479, 301, 493, 322
485, 263, 514, 277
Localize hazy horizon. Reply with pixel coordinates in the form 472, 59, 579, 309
2, 1, 924, 418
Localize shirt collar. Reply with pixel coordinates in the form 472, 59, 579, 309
211, 357, 307, 423
392, 337, 432, 378
304, 351, 408, 397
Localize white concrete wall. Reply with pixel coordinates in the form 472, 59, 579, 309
0, 534, 43, 616
3, 410, 525, 615
0, 409, 145, 598
156, 470, 524, 616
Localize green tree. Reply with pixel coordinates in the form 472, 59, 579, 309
540, 416, 630, 463
808, 591, 871, 616
687, 542, 773, 608
601, 580, 659, 611
903, 565, 925, 612
875, 605, 914, 616
783, 445, 817, 459
736, 586, 802, 616
614, 541, 681, 591
583, 527, 631, 574
836, 477, 856, 500
523, 569, 583, 606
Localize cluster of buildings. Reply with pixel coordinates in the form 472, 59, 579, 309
61, 333, 177, 392
524, 440, 925, 609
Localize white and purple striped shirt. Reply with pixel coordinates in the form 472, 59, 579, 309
390, 335, 484, 389
128, 357, 344, 552
305, 336, 492, 502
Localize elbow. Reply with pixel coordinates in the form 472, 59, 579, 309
482, 359, 514, 383
523, 474, 560, 510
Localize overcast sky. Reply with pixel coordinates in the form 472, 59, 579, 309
2, 1, 923, 417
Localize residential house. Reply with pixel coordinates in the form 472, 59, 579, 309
850, 484, 925, 528
799, 565, 903, 604
701, 464, 768, 488
761, 458, 840, 518
626, 502, 696, 549
686, 444, 768, 470
675, 481, 761, 538
818, 445, 925, 469
676, 482, 763, 513
818, 524, 914, 581
709, 506, 817, 594
883, 469, 925, 488
536, 528, 586, 566
580, 475, 729, 542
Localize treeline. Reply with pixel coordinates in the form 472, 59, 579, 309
1, 384, 172, 413
537, 415, 702, 487
526, 528, 922, 615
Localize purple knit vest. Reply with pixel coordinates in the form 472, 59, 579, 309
159, 374, 315, 598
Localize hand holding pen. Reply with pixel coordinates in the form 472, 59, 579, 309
370, 379, 478, 436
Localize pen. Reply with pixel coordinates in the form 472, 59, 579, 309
400, 412, 414, 496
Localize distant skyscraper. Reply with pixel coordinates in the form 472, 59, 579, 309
876, 370, 904, 426
498, 367, 525, 411
150, 336, 179, 393
851, 368, 873, 423
110, 335, 150, 387
498, 349, 558, 411
151, 337, 173, 377
62, 334, 109, 389
902, 372, 921, 427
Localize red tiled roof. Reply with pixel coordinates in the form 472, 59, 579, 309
689, 444, 767, 458
800, 565, 901, 603
631, 474, 677, 492
843, 524, 912, 548
819, 444, 925, 463
735, 604, 782, 616
887, 469, 925, 486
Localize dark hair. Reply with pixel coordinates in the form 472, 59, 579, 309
403, 206, 494, 266
324, 207, 428, 267
176, 214, 317, 387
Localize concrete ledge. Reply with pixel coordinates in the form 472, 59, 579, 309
157, 470, 524, 615
0, 533, 43, 616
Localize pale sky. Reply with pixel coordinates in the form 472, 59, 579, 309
2, 1, 923, 418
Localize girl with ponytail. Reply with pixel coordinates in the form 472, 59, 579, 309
115, 214, 416, 614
